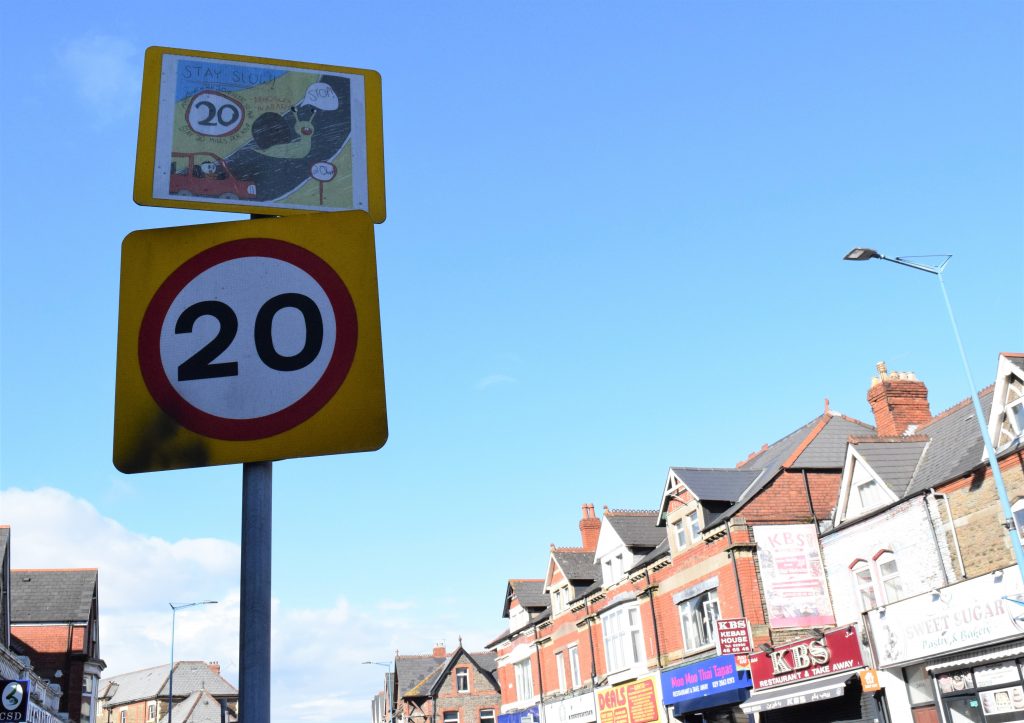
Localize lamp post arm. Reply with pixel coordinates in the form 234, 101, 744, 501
876, 253, 945, 275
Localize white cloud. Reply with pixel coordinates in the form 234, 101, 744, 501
476, 374, 517, 390
57, 35, 139, 125
0, 487, 496, 723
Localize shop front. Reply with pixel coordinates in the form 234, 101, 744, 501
738, 624, 885, 722
595, 674, 664, 723
660, 654, 751, 723
544, 690, 598, 723
500, 705, 542, 723
866, 566, 1024, 723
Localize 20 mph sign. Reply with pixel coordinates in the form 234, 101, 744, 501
114, 211, 386, 473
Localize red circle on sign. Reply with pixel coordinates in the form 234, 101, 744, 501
138, 237, 358, 441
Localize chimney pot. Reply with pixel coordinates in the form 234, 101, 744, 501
867, 362, 931, 436
433, 644, 446, 658
579, 503, 601, 551
208, 661, 221, 676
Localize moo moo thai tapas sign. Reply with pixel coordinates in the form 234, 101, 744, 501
748, 627, 864, 690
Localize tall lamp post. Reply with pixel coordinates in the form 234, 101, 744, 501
364, 660, 395, 723
169, 600, 218, 723
843, 248, 1024, 583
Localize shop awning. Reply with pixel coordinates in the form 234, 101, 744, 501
739, 673, 855, 714
926, 641, 1024, 674
670, 686, 750, 716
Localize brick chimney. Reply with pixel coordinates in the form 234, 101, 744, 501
579, 504, 600, 551
867, 361, 931, 436
432, 643, 446, 658
208, 661, 221, 675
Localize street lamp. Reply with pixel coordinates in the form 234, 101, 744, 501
364, 660, 395, 723
169, 600, 218, 723
843, 247, 1024, 583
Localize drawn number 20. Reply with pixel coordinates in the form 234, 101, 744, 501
175, 293, 324, 381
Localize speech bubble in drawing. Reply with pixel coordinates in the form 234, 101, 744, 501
300, 83, 340, 111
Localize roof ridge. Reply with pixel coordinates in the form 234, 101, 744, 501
605, 508, 657, 516
849, 434, 930, 444
781, 415, 829, 468
12, 567, 98, 573
508, 578, 544, 583
737, 414, 824, 468
923, 384, 995, 427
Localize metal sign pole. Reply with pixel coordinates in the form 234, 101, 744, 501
239, 460, 272, 723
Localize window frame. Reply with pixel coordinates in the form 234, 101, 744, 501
480, 711, 496, 723
677, 589, 720, 652
455, 666, 470, 693
687, 510, 701, 541
443, 712, 460, 723
555, 650, 567, 692
513, 658, 534, 700
851, 558, 878, 611
672, 519, 687, 549
875, 550, 902, 604
601, 603, 646, 673
567, 644, 582, 688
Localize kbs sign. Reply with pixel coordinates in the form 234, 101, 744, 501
716, 618, 754, 655
748, 626, 865, 690
596, 675, 662, 723
113, 211, 387, 472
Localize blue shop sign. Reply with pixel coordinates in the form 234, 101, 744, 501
499, 706, 540, 723
660, 655, 751, 715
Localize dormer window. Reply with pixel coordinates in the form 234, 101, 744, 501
687, 510, 701, 540
602, 553, 626, 586
856, 478, 887, 509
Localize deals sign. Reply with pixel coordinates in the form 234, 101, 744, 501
113, 211, 386, 473
134, 47, 386, 221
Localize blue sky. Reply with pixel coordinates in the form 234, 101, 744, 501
2, 2, 1022, 722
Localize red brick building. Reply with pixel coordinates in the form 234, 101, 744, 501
10, 567, 105, 723
390, 644, 501, 723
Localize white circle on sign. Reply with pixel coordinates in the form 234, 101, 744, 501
158, 256, 337, 420
2, 682, 24, 711
310, 161, 337, 182
186, 91, 245, 137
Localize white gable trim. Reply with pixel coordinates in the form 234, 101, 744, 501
834, 445, 899, 526
987, 354, 1024, 453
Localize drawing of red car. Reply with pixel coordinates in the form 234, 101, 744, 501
170, 152, 257, 200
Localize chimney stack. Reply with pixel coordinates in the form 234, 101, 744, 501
579, 504, 600, 551
867, 361, 931, 436
432, 643, 447, 659
208, 661, 221, 675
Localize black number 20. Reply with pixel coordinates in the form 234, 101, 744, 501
176, 294, 324, 382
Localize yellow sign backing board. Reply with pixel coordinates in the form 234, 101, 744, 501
134, 47, 386, 222
113, 211, 387, 473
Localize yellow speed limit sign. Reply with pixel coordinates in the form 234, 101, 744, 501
113, 211, 386, 473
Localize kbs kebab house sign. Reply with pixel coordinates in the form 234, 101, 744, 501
134, 47, 386, 220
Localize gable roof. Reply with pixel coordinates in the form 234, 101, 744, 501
850, 437, 929, 497
502, 579, 547, 618
100, 662, 236, 705
11, 569, 97, 623
158, 690, 237, 723
395, 655, 447, 698
603, 509, 663, 550
399, 648, 499, 699
424, 647, 499, 697
903, 386, 994, 496
550, 549, 600, 585
669, 468, 762, 503
710, 412, 875, 526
